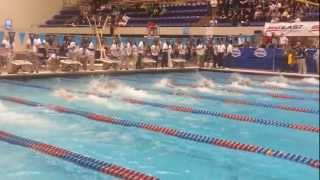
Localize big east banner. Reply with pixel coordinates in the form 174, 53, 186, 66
264, 22, 319, 36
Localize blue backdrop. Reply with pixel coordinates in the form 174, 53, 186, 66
223, 48, 318, 74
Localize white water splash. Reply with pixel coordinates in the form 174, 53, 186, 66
302, 78, 319, 85
89, 79, 160, 100
262, 81, 289, 88
154, 78, 173, 89
227, 81, 252, 90
0, 102, 57, 129
53, 88, 79, 101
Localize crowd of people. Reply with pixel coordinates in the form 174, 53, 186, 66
213, 0, 319, 26
0, 32, 319, 75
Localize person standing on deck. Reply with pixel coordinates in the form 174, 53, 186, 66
161, 41, 169, 68
295, 42, 307, 74
120, 42, 128, 70
205, 41, 214, 68
125, 41, 133, 70
136, 41, 144, 69
196, 39, 205, 68
132, 42, 138, 70
217, 41, 226, 68
87, 42, 95, 71
151, 41, 160, 67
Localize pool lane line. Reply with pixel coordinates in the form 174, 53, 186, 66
0, 130, 158, 180
110, 77, 319, 102
0, 97, 319, 170
111, 75, 320, 95
139, 87, 319, 115
0, 81, 318, 134
1, 79, 318, 115
171, 82, 319, 102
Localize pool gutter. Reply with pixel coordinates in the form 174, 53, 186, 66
0, 67, 318, 80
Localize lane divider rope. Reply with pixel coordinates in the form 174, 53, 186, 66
0, 130, 158, 180
172, 82, 319, 102
140, 87, 319, 114
0, 81, 318, 134
118, 76, 320, 95
0, 97, 318, 170
114, 77, 319, 101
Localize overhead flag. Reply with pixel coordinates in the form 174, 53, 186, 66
105, 37, 112, 45
0, 31, 4, 42
19, 32, 26, 45
74, 35, 81, 46
39, 33, 46, 43
90, 36, 97, 47
57, 34, 64, 45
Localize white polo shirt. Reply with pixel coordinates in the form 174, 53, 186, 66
218, 44, 226, 54
151, 44, 159, 56
196, 44, 205, 56
227, 44, 233, 54
1, 39, 11, 48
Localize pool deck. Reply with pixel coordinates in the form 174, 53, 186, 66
0, 67, 319, 80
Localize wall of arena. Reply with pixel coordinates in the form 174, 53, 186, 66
0, 0, 64, 28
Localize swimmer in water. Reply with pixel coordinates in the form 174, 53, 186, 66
199, 79, 214, 88
238, 79, 251, 86
54, 89, 76, 101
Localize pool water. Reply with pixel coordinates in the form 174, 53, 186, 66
0, 71, 319, 180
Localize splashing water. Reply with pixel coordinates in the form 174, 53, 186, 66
53, 88, 79, 101
154, 78, 173, 89
0, 102, 56, 129
262, 81, 289, 88
88, 79, 161, 100
302, 78, 320, 85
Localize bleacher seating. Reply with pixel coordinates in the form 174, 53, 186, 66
41, 1, 211, 27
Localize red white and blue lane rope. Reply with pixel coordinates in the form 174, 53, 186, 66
144, 88, 319, 114
0, 97, 318, 170
117, 76, 320, 95
1, 79, 318, 114
0, 81, 318, 134
171, 82, 319, 102
0, 130, 158, 180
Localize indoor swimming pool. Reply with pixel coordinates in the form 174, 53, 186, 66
0, 71, 319, 180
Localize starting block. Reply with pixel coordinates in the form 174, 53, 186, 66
7, 60, 34, 74
172, 58, 186, 68
98, 58, 120, 70
143, 58, 157, 68
60, 60, 81, 72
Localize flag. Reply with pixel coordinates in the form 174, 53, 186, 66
19, 32, 26, 44
57, 34, 64, 45
74, 35, 81, 46
91, 36, 97, 47
39, 33, 46, 42
0, 32, 3, 42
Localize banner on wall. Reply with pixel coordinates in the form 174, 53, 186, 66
231, 48, 242, 58
254, 48, 268, 58
264, 22, 319, 36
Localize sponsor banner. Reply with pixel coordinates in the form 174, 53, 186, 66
264, 22, 319, 36
254, 48, 267, 58
231, 48, 241, 58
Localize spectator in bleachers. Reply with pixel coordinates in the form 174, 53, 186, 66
215, 0, 319, 26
